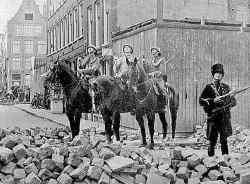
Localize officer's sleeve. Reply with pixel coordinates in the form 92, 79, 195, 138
113, 58, 122, 77
228, 86, 237, 108
199, 85, 215, 112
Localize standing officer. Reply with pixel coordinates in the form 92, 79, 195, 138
199, 63, 236, 156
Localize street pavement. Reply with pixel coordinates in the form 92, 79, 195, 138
0, 104, 64, 129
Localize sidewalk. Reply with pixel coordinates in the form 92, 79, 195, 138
14, 104, 105, 130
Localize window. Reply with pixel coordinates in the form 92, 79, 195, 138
74, 7, 79, 39
64, 17, 68, 45
95, 1, 100, 47
60, 21, 64, 47
12, 74, 21, 80
24, 40, 33, 54
79, 4, 83, 37
24, 74, 31, 86
38, 41, 46, 55
87, 6, 93, 45
12, 40, 21, 54
69, 13, 72, 42
103, 0, 109, 44
70, 13, 74, 42
25, 13, 33, 20
24, 58, 32, 70
12, 58, 21, 71
16, 25, 42, 36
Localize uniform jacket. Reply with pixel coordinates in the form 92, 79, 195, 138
113, 56, 144, 79
79, 55, 101, 75
145, 57, 166, 78
199, 82, 237, 139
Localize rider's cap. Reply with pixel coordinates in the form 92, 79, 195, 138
211, 63, 224, 76
87, 45, 97, 55
123, 44, 134, 54
150, 47, 161, 53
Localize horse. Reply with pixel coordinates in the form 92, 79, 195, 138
45, 60, 92, 139
91, 60, 179, 148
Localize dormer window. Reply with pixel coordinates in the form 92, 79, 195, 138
25, 13, 33, 20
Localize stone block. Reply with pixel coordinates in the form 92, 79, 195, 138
92, 157, 104, 167
68, 153, 82, 167
25, 163, 38, 175
41, 159, 56, 171
188, 177, 200, 184
176, 167, 189, 181
70, 163, 89, 180
99, 147, 115, 160
240, 171, 250, 184
146, 168, 171, 184
87, 166, 102, 180
1, 175, 15, 184
25, 172, 41, 184
0, 147, 14, 164
1, 162, 16, 174
13, 144, 27, 160
38, 168, 54, 181
57, 173, 73, 184
62, 165, 74, 174
208, 169, 223, 181
105, 156, 135, 172
98, 172, 110, 184
13, 169, 26, 179
195, 164, 208, 176
47, 179, 59, 184
187, 154, 201, 169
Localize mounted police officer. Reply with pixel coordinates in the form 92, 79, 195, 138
113, 44, 146, 113
199, 63, 237, 157
77, 45, 101, 79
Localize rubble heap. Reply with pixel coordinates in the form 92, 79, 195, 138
0, 127, 249, 184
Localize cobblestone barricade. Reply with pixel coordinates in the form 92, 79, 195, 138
0, 126, 249, 184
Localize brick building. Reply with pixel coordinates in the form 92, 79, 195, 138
6, 0, 47, 90
46, 0, 113, 75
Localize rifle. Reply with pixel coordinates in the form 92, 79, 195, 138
201, 85, 250, 105
201, 85, 250, 116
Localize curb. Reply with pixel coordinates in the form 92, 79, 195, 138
14, 106, 68, 128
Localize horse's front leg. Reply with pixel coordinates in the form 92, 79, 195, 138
113, 111, 120, 142
146, 111, 155, 149
158, 111, 168, 139
135, 111, 147, 146
74, 108, 82, 136
101, 108, 113, 144
66, 108, 78, 139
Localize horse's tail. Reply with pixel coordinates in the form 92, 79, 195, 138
166, 85, 179, 138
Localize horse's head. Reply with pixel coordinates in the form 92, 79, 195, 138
46, 59, 76, 88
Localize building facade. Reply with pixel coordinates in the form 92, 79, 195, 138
47, 0, 113, 75
6, 0, 47, 90
110, 0, 250, 132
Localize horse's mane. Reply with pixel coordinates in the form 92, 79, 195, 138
58, 61, 77, 79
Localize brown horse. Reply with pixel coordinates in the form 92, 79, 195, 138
45, 60, 92, 138
91, 61, 179, 148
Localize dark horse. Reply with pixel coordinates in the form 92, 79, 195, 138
91, 61, 179, 148
45, 60, 92, 138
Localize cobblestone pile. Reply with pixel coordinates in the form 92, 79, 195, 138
0, 127, 249, 184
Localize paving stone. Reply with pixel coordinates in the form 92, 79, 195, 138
175, 178, 185, 184
41, 159, 56, 171
87, 166, 102, 180
188, 177, 200, 184
163, 168, 176, 182
68, 153, 82, 167
112, 173, 135, 184
240, 171, 250, 184
57, 173, 73, 184
146, 168, 171, 184
195, 164, 208, 176
62, 165, 74, 174
110, 178, 121, 184
98, 172, 110, 184
1, 162, 16, 174
208, 169, 223, 181
187, 154, 201, 169
16, 158, 26, 168
47, 179, 59, 184
1, 135, 21, 149
1, 175, 15, 184
70, 163, 89, 180
92, 157, 104, 167
25, 163, 39, 175
203, 157, 218, 169
99, 147, 115, 160
105, 156, 135, 172
176, 167, 189, 181
52, 154, 64, 170
170, 149, 183, 160
135, 174, 146, 184
39, 144, 54, 159
0, 147, 14, 164
12, 144, 27, 160
25, 172, 41, 184
13, 169, 26, 179
38, 168, 54, 181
